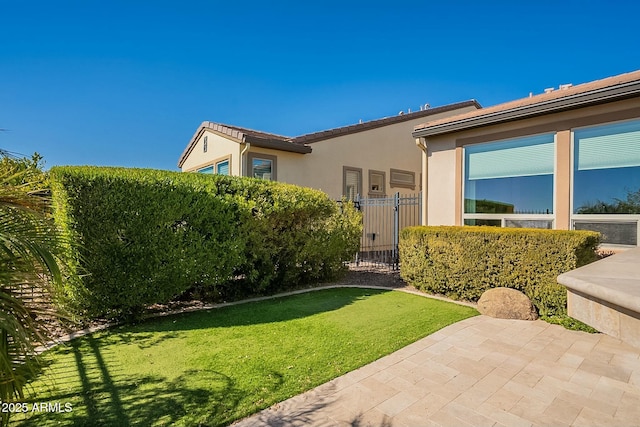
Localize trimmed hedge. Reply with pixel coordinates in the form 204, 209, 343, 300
399, 226, 600, 316
50, 167, 361, 319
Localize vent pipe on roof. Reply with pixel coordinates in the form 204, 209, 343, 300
559, 83, 573, 90
544, 87, 555, 94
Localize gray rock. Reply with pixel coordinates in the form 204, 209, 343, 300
477, 287, 538, 320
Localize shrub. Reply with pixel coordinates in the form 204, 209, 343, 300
399, 226, 600, 316
50, 167, 361, 319
0, 152, 49, 193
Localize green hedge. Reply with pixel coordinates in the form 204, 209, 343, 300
50, 167, 361, 319
399, 226, 600, 316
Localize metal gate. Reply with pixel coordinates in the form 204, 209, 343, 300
351, 192, 422, 270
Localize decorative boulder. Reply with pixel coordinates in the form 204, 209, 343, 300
477, 287, 538, 320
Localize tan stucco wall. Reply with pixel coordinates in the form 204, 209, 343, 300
425, 138, 458, 225
424, 98, 640, 227
286, 107, 478, 200
179, 105, 477, 200
180, 130, 241, 174
245, 146, 307, 184
555, 130, 572, 230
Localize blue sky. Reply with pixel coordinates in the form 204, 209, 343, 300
1, 0, 639, 171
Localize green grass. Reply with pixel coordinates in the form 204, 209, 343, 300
16, 288, 477, 427
541, 315, 599, 333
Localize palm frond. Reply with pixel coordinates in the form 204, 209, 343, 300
0, 158, 69, 425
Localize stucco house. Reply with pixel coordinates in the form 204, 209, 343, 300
178, 100, 480, 200
413, 70, 640, 248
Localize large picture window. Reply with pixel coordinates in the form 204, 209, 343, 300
463, 134, 555, 227
465, 134, 555, 214
572, 119, 640, 246
573, 120, 640, 214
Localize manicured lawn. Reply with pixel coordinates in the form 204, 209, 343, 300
17, 288, 477, 426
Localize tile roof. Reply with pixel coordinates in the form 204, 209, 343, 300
292, 100, 481, 144
178, 100, 481, 167
413, 69, 640, 137
205, 122, 292, 143
178, 122, 311, 168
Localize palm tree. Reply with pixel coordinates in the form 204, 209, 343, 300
0, 153, 66, 426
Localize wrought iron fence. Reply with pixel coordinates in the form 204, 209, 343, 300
341, 192, 421, 270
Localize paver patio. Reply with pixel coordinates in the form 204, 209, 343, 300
233, 314, 640, 427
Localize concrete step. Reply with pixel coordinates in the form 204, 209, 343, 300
558, 247, 640, 349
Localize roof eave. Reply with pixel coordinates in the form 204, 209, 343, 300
177, 122, 311, 168
178, 124, 210, 168
295, 100, 482, 144
412, 81, 640, 139
247, 136, 312, 154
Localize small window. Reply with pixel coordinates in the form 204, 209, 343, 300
203, 136, 208, 153
368, 170, 385, 196
197, 165, 214, 174
216, 159, 229, 175
247, 153, 277, 180
343, 166, 362, 200
390, 168, 416, 189
253, 158, 272, 179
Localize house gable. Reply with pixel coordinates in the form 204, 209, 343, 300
178, 122, 311, 169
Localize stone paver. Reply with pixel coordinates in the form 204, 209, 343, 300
232, 315, 640, 427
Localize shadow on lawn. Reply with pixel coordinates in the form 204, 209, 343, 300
20, 335, 245, 426
19, 288, 392, 426
104, 287, 392, 343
